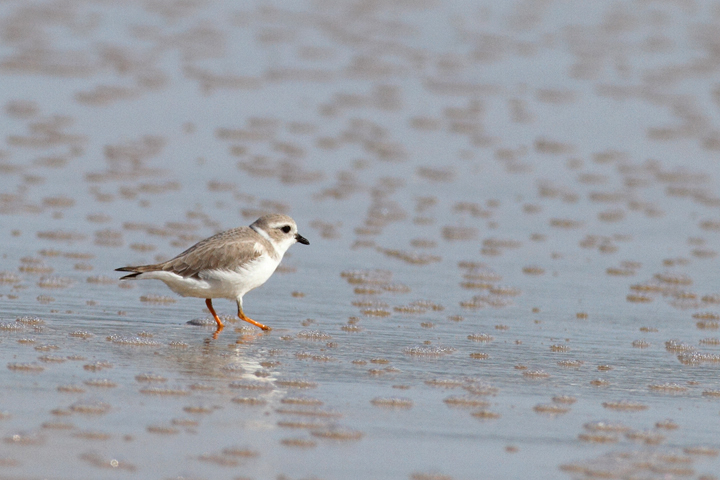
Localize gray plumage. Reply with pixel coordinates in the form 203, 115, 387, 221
116, 226, 275, 280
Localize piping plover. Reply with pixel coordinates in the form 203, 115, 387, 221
116, 213, 309, 333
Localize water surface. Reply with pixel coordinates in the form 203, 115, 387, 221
1, 1, 720, 479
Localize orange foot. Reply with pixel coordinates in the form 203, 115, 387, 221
212, 325, 223, 340
238, 309, 271, 331
206, 298, 225, 339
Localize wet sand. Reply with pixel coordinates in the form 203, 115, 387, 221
1, 1, 720, 479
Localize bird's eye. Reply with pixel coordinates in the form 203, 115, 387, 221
281, 225, 291, 234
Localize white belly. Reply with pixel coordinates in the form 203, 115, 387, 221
138, 256, 280, 300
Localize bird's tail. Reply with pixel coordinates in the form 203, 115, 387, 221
115, 265, 160, 280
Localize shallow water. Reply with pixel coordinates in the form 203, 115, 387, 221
1, 1, 720, 479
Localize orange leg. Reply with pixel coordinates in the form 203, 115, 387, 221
205, 298, 224, 333
237, 301, 271, 331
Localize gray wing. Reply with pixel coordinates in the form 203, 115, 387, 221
117, 227, 265, 279
160, 227, 263, 279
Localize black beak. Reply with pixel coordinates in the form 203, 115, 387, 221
295, 233, 310, 245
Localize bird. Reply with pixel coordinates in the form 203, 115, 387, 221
116, 213, 309, 334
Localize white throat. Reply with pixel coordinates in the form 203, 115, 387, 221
274, 236, 296, 256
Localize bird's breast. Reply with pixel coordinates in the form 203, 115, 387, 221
201, 256, 280, 298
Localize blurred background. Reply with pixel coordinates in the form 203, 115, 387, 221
1, 1, 720, 479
